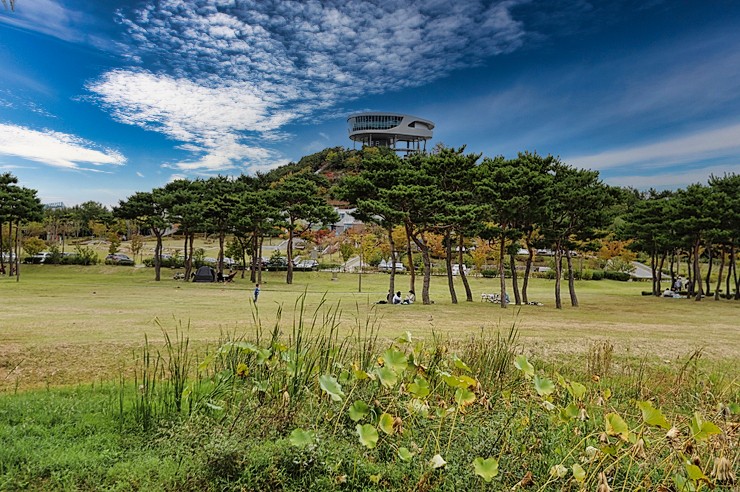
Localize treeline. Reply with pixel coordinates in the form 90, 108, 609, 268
2, 147, 738, 308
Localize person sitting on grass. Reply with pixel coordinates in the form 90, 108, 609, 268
402, 290, 415, 304
392, 291, 402, 304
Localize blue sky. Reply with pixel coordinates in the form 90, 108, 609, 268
1, 0, 739, 207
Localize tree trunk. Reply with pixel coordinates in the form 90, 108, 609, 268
509, 252, 521, 305
388, 226, 396, 304
705, 244, 713, 296
522, 237, 534, 304
650, 249, 658, 296
250, 231, 258, 282
257, 235, 264, 284
444, 230, 457, 304
154, 230, 163, 281
693, 238, 703, 301
715, 246, 725, 300
410, 229, 432, 305
498, 234, 507, 308
286, 225, 294, 284
554, 242, 563, 309
732, 243, 739, 300
186, 233, 195, 279
686, 249, 694, 296
566, 249, 578, 307
404, 223, 415, 293
14, 221, 20, 282
0, 220, 5, 274
218, 232, 225, 276
458, 233, 473, 302
657, 252, 666, 294
183, 234, 190, 279
669, 250, 676, 290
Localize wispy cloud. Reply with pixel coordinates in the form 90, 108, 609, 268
604, 163, 740, 190
0, 0, 116, 50
568, 123, 740, 171
0, 123, 126, 170
88, 0, 532, 173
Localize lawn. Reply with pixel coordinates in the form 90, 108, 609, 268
1, 264, 738, 391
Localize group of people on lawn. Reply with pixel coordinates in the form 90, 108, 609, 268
377, 290, 415, 305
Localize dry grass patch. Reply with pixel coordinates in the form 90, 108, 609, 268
1, 265, 738, 390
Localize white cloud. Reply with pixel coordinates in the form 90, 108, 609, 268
0, 123, 126, 170
136, 171, 145, 178
87, 0, 532, 174
0, 0, 116, 50
568, 123, 740, 171
605, 164, 740, 190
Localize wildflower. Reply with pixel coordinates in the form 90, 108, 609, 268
631, 438, 647, 459
712, 457, 735, 484
665, 426, 680, 440
597, 472, 612, 492
579, 407, 589, 421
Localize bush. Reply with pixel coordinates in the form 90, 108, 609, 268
591, 269, 604, 280
481, 269, 497, 278
604, 270, 630, 281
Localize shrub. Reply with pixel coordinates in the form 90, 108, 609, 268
604, 270, 631, 281
590, 269, 604, 280
481, 269, 497, 278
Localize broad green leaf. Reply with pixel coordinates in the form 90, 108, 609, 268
685, 463, 707, 481
319, 374, 345, 402
689, 412, 721, 441
458, 375, 478, 388
395, 331, 412, 344
558, 403, 579, 422
533, 375, 555, 396
549, 464, 568, 478
353, 368, 370, 380
452, 354, 472, 372
205, 401, 223, 411
378, 413, 395, 435
349, 400, 370, 422
376, 366, 398, 388
369, 474, 381, 484
568, 381, 587, 400
289, 428, 315, 448
605, 412, 630, 441
572, 463, 586, 483
441, 372, 465, 389
430, 454, 446, 469
472, 457, 499, 482
356, 423, 379, 449
197, 353, 215, 372
637, 401, 670, 429
383, 348, 408, 374
673, 473, 696, 492
455, 388, 476, 407
603, 388, 612, 400
514, 355, 534, 377
398, 447, 414, 462
408, 376, 430, 398
256, 348, 271, 365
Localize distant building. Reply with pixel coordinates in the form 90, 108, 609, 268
43, 202, 66, 210
332, 208, 364, 235
347, 112, 434, 154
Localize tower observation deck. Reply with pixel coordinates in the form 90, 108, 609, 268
347, 112, 434, 154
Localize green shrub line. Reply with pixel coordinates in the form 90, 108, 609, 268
1, 298, 738, 491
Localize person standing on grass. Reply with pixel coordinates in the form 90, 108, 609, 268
253, 283, 260, 303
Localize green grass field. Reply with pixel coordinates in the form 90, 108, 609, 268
1, 264, 738, 391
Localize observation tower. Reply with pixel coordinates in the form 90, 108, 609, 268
347, 112, 434, 154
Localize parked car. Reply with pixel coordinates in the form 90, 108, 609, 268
451, 264, 469, 276
294, 259, 319, 271
24, 252, 52, 264
105, 253, 135, 266
378, 260, 406, 273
